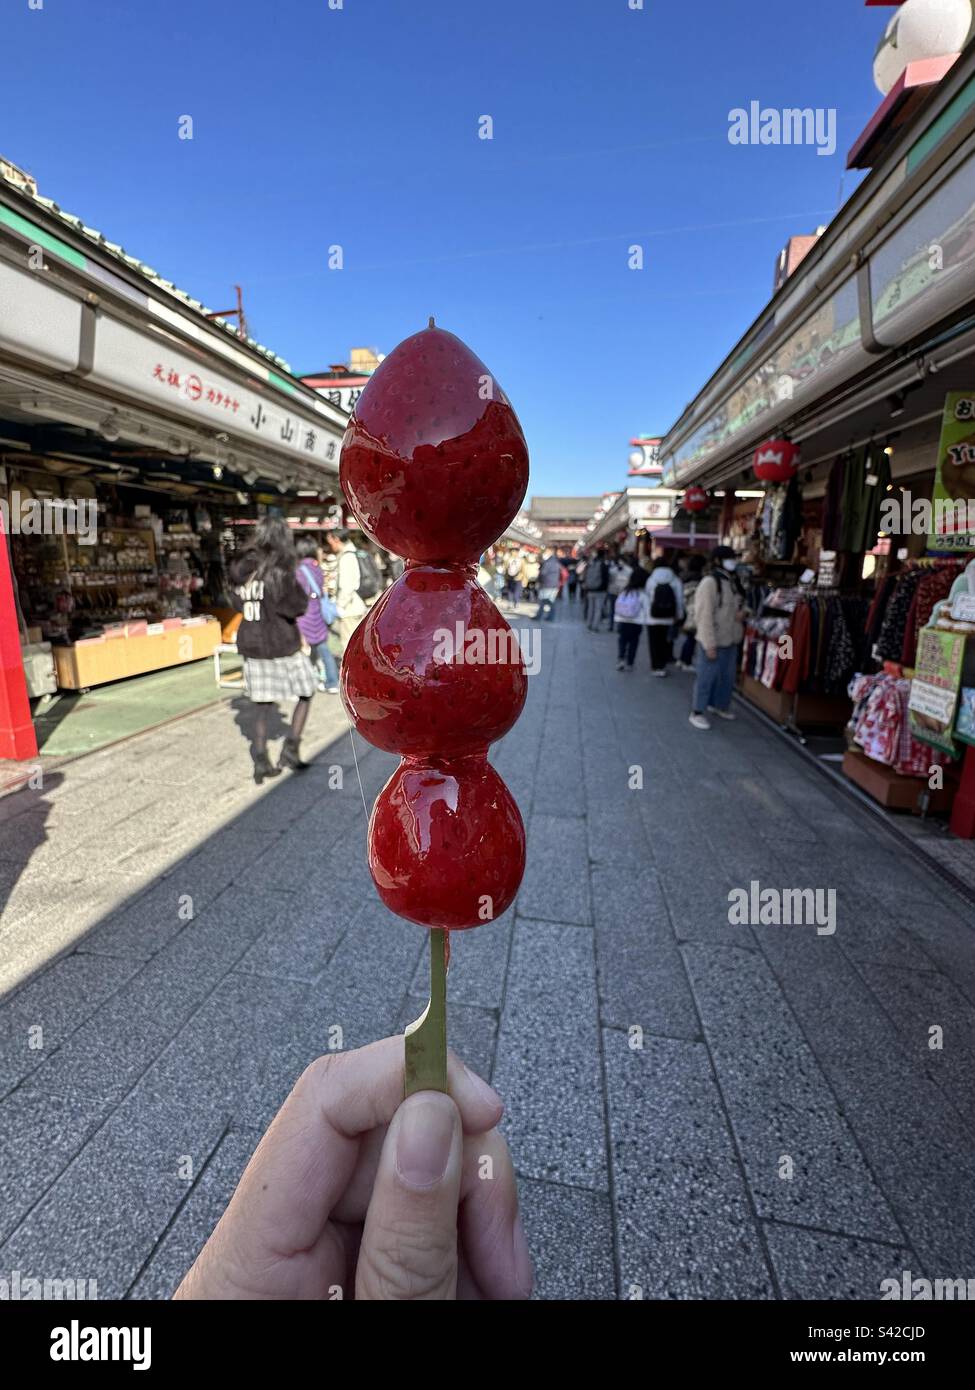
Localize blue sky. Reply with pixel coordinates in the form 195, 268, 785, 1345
2, 0, 888, 497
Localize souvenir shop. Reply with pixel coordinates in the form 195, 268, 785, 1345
726, 394, 975, 832
656, 35, 975, 839
0, 162, 346, 759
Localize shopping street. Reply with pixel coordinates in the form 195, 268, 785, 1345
2, 600, 975, 1300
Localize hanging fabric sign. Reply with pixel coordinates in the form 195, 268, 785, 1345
930, 391, 975, 553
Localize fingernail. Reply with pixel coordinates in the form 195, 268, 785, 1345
461, 1063, 503, 1114
512, 1214, 534, 1298
396, 1095, 457, 1189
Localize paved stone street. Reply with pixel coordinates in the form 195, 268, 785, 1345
2, 599, 975, 1300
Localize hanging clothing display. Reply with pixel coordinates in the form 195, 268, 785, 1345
839, 443, 891, 554
821, 451, 848, 552
741, 589, 870, 697
757, 478, 803, 562
871, 560, 965, 665
901, 565, 958, 665
780, 593, 872, 695
774, 474, 803, 561
848, 672, 951, 777
742, 614, 792, 687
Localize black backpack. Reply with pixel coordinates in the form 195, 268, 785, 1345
355, 549, 381, 600
650, 579, 677, 619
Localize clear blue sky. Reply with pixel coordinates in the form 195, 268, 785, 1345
2, 0, 887, 496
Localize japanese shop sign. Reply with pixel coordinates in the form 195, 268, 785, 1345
315, 384, 364, 414
929, 391, 975, 553
89, 315, 342, 469
908, 627, 965, 757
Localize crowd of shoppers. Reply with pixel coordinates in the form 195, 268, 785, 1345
579, 540, 749, 730
483, 545, 578, 609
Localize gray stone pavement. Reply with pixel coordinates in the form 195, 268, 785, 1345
2, 599, 975, 1299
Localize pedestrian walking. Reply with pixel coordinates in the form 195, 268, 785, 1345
493, 549, 506, 599
644, 557, 684, 676
524, 552, 540, 603
574, 557, 586, 610
676, 552, 706, 669
231, 517, 317, 782
689, 545, 745, 730
613, 562, 649, 670
295, 535, 340, 694
583, 550, 609, 630
325, 528, 368, 652
564, 556, 579, 603
534, 547, 562, 621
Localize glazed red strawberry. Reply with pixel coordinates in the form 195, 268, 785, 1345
340, 322, 529, 564
340, 319, 528, 971
368, 756, 526, 930
341, 564, 527, 758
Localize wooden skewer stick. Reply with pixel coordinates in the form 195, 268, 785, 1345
404, 928, 449, 1095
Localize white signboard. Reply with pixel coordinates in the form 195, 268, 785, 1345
313, 383, 365, 415
90, 316, 343, 470
908, 679, 958, 725
952, 592, 975, 623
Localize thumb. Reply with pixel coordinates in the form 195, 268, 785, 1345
356, 1090, 463, 1300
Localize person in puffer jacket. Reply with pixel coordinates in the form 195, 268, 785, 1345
689, 545, 745, 730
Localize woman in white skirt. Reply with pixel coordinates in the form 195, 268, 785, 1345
231, 517, 317, 783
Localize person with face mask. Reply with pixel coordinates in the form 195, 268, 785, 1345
689, 545, 745, 731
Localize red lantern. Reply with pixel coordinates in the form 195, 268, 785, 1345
683, 485, 709, 513
753, 437, 800, 483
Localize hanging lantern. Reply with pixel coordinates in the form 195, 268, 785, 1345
753, 437, 800, 483
683, 485, 710, 513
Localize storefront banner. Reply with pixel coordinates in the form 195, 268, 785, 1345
908, 627, 965, 756
929, 391, 975, 553
88, 317, 344, 473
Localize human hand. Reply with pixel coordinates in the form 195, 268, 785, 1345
706, 647, 717, 661
174, 1037, 532, 1301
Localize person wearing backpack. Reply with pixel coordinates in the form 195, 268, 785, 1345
295, 535, 340, 694
676, 552, 706, 670
325, 528, 367, 653
230, 517, 316, 782
613, 562, 649, 670
354, 543, 383, 605
644, 557, 684, 677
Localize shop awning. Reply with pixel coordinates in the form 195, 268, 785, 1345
0, 175, 347, 493
657, 44, 975, 493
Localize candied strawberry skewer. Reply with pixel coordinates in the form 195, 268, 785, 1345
340, 319, 529, 1094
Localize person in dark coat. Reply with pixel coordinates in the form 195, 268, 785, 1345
231, 517, 316, 782
535, 548, 562, 621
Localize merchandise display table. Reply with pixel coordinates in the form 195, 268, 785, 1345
842, 746, 956, 814
53, 619, 221, 691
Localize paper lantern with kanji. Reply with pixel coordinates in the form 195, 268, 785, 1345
753, 438, 800, 483
683, 485, 710, 513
